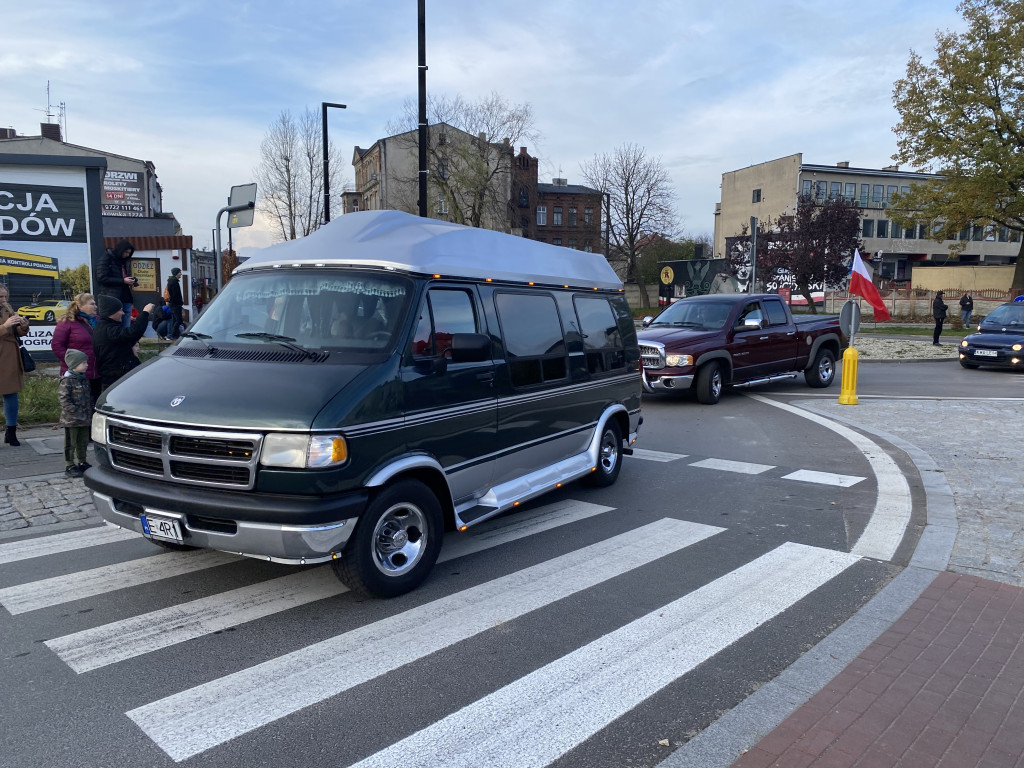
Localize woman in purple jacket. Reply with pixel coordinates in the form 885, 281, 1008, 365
51, 293, 101, 401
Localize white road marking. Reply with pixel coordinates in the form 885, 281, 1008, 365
0, 524, 138, 565
689, 457, 774, 475
781, 469, 865, 488
0, 550, 241, 615
629, 448, 688, 462
747, 394, 911, 560
127, 518, 724, 762
47, 499, 615, 673
349, 543, 861, 768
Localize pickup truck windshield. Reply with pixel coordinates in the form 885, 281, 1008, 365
649, 300, 733, 331
189, 269, 412, 352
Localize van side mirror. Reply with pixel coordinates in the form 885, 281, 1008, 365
642, 316, 654, 327
449, 332, 491, 363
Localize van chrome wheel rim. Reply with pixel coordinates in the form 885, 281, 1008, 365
598, 428, 618, 474
372, 503, 428, 576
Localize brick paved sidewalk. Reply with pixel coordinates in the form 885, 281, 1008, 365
730, 572, 1024, 768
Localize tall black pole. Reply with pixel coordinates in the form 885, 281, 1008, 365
417, 0, 428, 217
321, 101, 346, 224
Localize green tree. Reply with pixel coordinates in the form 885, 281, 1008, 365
59, 264, 91, 298
890, 0, 1024, 291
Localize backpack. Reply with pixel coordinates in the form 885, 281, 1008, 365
163, 284, 171, 302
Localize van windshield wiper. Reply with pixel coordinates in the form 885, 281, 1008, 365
179, 331, 216, 351
234, 332, 318, 359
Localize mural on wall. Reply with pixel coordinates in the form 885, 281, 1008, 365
658, 258, 744, 304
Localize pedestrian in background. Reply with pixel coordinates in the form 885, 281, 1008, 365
0, 283, 31, 447
165, 267, 184, 339
959, 291, 974, 328
93, 294, 153, 391
59, 349, 92, 477
932, 290, 948, 346
51, 293, 101, 403
97, 240, 138, 328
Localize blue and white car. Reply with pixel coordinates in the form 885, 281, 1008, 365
959, 302, 1024, 370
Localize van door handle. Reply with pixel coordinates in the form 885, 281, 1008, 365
476, 372, 495, 383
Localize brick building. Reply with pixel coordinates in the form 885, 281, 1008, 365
511, 147, 603, 251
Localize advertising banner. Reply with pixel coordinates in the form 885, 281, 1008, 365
103, 169, 146, 217
0, 183, 87, 243
132, 258, 158, 292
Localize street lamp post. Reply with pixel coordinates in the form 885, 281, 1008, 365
321, 101, 347, 223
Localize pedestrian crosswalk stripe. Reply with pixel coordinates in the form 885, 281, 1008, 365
689, 458, 774, 475
47, 499, 616, 674
782, 469, 865, 488
126, 518, 725, 762
0, 549, 240, 616
348, 543, 861, 768
0, 523, 138, 565
629, 448, 688, 462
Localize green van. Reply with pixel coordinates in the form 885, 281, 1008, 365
84, 211, 642, 597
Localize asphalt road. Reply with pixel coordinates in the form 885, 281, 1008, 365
0, 360, 1018, 768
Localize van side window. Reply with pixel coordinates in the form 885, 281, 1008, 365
573, 296, 626, 374
495, 292, 568, 387
411, 289, 478, 356
764, 299, 789, 326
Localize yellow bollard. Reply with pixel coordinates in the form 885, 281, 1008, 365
838, 346, 859, 405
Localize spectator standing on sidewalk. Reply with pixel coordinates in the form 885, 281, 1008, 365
959, 291, 974, 328
932, 290, 948, 346
0, 283, 31, 447
59, 349, 93, 477
51, 293, 101, 404
97, 240, 138, 328
93, 294, 153, 391
165, 267, 185, 339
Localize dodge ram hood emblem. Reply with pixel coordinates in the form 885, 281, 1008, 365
170, 396, 186, 407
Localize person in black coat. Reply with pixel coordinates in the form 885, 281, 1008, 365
93, 294, 154, 391
932, 291, 948, 345
97, 240, 138, 328
959, 292, 974, 328
165, 267, 185, 339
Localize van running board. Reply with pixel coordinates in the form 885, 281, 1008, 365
731, 372, 798, 389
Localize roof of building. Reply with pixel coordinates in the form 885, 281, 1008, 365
537, 183, 601, 196
103, 235, 193, 251
0, 136, 154, 167
237, 210, 622, 291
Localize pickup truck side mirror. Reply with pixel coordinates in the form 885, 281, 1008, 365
642, 316, 654, 327
741, 318, 763, 329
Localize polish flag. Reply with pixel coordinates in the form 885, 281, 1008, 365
849, 249, 891, 322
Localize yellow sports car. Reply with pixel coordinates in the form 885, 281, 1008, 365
17, 299, 70, 323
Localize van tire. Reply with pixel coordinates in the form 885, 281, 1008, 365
586, 419, 623, 487
333, 479, 444, 598
696, 361, 723, 404
805, 348, 836, 388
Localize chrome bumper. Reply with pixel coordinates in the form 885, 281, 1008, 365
90, 490, 355, 565
642, 369, 694, 393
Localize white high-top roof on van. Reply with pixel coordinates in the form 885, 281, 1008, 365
236, 210, 624, 292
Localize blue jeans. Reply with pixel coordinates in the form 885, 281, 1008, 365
2, 392, 17, 427
121, 301, 133, 328
961, 309, 972, 327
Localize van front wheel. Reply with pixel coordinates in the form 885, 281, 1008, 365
333, 479, 444, 599
586, 419, 623, 487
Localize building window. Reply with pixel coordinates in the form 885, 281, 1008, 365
584, 242, 593, 252
919, 223, 930, 239
862, 219, 875, 238
584, 207, 593, 225
845, 183, 856, 200
537, 206, 546, 226
830, 182, 841, 199
891, 222, 903, 238
752, 188, 762, 203
518, 187, 529, 208
999, 226, 1009, 242
972, 224, 984, 241
569, 207, 577, 226
860, 184, 870, 206
435, 193, 448, 215
900, 185, 911, 196
872, 185, 884, 203
815, 181, 827, 199
802, 180, 812, 196
877, 220, 889, 238
553, 238, 562, 246
985, 225, 996, 241
905, 223, 915, 239
886, 185, 898, 204
553, 206, 563, 226
437, 162, 449, 180
568, 239, 577, 249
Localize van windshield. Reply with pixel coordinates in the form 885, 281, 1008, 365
189, 269, 412, 352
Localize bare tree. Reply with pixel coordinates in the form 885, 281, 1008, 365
580, 144, 679, 307
386, 92, 540, 230
253, 108, 347, 241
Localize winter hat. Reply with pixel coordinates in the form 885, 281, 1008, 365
97, 294, 123, 317
65, 349, 88, 370
171, 267, 181, 276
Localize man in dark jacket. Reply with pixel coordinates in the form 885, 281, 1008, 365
165, 267, 185, 339
932, 291, 948, 346
97, 240, 138, 328
93, 294, 153, 391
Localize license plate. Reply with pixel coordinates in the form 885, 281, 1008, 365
974, 349, 998, 357
141, 512, 183, 542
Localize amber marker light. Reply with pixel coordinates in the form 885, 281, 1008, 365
555, 482, 562, 488
485, 278, 493, 282
433, 274, 441, 279
513, 501, 520, 506
528, 282, 535, 286
458, 525, 468, 532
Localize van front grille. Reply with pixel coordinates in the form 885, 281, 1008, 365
171, 461, 251, 485
170, 435, 255, 461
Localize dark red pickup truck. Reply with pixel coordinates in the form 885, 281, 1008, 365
637, 293, 846, 404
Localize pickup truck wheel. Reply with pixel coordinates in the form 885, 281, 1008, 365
696, 361, 723, 404
332, 479, 443, 599
586, 419, 622, 487
805, 348, 836, 388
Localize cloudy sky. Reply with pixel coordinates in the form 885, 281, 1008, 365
3, 0, 962, 255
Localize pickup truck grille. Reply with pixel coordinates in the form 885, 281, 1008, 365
639, 341, 666, 370
104, 417, 262, 490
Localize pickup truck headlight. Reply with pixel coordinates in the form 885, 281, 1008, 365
91, 412, 108, 445
260, 433, 348, 469
665, 354, 693, 367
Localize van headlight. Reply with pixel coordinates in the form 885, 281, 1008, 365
91, 413, 108, 445
665, 354, 693, 367
260, 433, 348, 468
